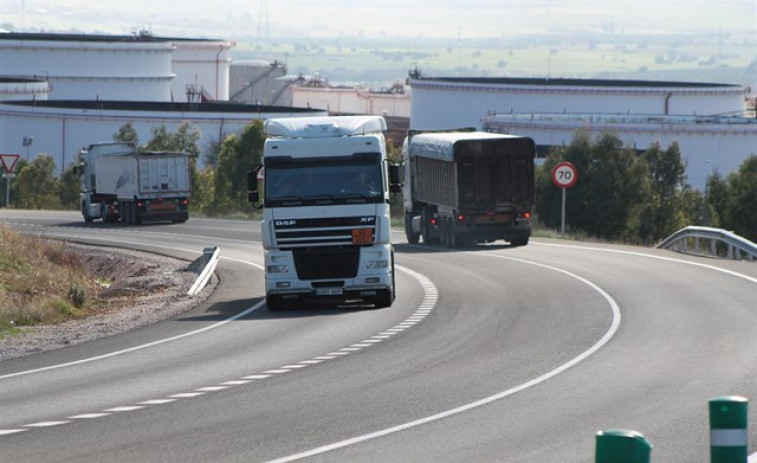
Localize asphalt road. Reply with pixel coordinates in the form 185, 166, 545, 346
1, 210, 755, 462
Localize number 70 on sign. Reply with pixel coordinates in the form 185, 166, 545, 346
551, 161, 578, 189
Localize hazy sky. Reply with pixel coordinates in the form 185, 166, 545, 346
5, 0, 756, 41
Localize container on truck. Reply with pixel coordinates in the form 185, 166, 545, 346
402, 129, 535, 247
247, 115, 401, 310
75, 141, 191, 224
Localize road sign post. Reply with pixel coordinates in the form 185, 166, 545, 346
550, 161, 578, 235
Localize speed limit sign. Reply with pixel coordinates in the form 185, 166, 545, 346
551, 161, 578, 188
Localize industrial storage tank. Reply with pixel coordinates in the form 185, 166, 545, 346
0, 100, 327, 172
409, 77, 749, 130
0, 77, 51, 101
0, 32, 235, 103
0, 32, 176, 101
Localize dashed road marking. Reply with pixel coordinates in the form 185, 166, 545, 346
0, 265, 437, 437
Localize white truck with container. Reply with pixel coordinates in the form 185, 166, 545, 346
75, 141, 191, 224
402, 129, 535, 247
247, 115, 400, 310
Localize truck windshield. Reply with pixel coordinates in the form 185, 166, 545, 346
264, 153, 384, 207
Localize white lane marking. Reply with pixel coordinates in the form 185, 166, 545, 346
259, 255, 622, 463
0, 258, 266, 380
169, 392, 205, 398
195, 386, 229, 392
0, 429, 27, 435
104, 406, 144, 412
532, 241, 757, 284
67, 413, 110, 419
1, 264, 439, 437
23, 421, 70, 427
138, 399, 177, 405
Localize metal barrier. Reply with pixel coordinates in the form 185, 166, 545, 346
656, 226, 757, 261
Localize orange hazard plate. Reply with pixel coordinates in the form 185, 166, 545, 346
352, 228, 374, 245
475, 214, 510, 224
149, 202, 176, 211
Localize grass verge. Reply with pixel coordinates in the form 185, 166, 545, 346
0, 225, 101, 337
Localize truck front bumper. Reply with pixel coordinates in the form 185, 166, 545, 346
264, 245, 394, 305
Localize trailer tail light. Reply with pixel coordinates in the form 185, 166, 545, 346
519, 211, 532, 219
456, 214, 465, 222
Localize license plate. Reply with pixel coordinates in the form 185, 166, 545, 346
316, 288, 343, 296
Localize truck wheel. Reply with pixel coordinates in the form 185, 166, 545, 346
374, 289, 394, 309
132, 204, 142, 225
81, 201, 94, 223
510, 238, 529, 247
421, 210, 440, 245
405, 212, 420, 244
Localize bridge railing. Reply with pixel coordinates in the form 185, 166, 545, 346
656, 226, 757, 261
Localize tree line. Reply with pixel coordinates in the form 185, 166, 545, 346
1, 122, 754, 244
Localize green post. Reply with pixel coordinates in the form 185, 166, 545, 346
595, 429, 652, 463
709, 396, 748, 463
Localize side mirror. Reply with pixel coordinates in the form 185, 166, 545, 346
388, 163, 402, 193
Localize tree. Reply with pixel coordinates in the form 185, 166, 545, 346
113, 122, 139, 145
726, 155, 757, 242
705, 170, 730, 228
536, 129, 649, 241
11, 155, 61, 209
639, 141, 689, 241
57, 163, 81, 210
143, 122, 201, 156
213, 120, 265, 214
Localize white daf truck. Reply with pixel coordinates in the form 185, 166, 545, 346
248, 115, 400, 310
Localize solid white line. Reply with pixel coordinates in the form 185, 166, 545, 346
260, 256, 622, 463
0, 429, 28, 435
532, 241, 757, 284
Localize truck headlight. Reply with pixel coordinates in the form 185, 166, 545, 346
366, 260, 388, 269
267, 264, 288, 273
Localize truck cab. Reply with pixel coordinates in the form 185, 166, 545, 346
249, 116, 399, 310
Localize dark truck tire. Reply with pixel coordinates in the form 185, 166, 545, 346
405, 212, 420, 244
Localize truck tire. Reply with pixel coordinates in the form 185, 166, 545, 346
131, 203, 142, 225
405, 212, 420, 244
421, 210, 440, 245
510, 237, 529, 247
82, 201, 94, 223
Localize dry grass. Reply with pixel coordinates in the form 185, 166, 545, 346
0, 225, 101, 335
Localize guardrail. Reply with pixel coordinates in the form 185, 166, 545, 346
187, 246, 220, 295
656, 226, 757, 261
